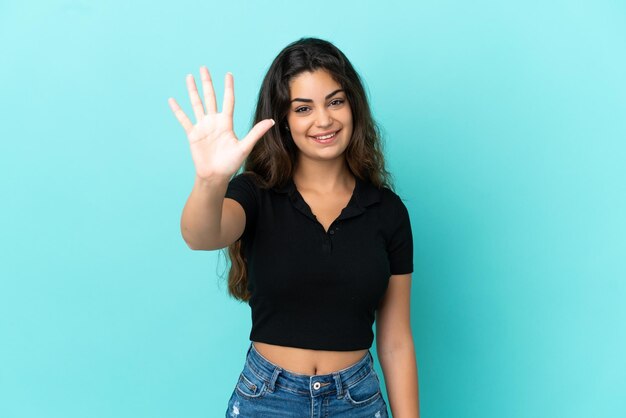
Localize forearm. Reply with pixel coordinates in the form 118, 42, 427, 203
378, 340, 420, 418
181, 175, 230, 250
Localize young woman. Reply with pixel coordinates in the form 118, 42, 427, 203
168, 38, 419, 417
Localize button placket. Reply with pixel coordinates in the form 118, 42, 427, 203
328, 220, 340, 236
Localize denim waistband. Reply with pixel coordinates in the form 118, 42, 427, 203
244, 342, 374, 398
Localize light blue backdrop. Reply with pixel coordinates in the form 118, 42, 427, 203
1, 0, 624, 417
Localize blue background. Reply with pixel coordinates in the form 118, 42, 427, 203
1, 1, 625, 417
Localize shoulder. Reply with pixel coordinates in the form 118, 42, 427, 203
228, 171, 268, 191
375, 185, 413, 236
377, 185, 410, 213
230, 171, 259, 184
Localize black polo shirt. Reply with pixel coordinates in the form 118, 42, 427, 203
224, 172, 413, 351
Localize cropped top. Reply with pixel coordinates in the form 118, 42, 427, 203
224, 172, 414, 351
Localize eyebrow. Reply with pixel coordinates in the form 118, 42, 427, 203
290, 89, 344, 103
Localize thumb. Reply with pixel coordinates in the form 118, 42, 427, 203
240, 119, 275, 153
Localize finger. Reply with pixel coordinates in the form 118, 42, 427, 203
168, 97, 194, 134
222, 72, 235, 116
186, 74, 205, 122
240, 119, 275, 153
200, 66, 217, 114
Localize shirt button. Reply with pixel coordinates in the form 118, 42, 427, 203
329, 230, 335, 235
313, 382, 321, 390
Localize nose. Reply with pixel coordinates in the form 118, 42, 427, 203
315, 107, 333, 128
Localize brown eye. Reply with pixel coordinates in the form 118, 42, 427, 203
330, 99, 345, 106
295, 106, 311, 113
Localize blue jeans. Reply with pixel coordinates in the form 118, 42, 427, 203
225, 342, 389, 417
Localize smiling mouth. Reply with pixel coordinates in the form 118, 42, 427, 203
310, 130, 339, 142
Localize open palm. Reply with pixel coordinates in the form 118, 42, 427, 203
168, 67, 274, 180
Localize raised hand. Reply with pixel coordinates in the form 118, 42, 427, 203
168, 67, 274, 180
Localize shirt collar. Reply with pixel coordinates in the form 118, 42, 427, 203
273, 175, 381, 209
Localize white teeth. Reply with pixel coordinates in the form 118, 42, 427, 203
314, 132, 336, 140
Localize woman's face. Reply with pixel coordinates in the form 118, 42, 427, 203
286, 69, 353, 163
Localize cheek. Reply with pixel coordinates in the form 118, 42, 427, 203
290, 120, 312, 137
340, 108, 353, 128
343, 120, 354, 142
342, 111, 354, 131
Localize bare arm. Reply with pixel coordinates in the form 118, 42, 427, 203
168, 67, 273, 250
376, 273, 420, 417
180, 175, 245, 250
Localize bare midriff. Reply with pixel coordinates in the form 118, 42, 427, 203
252, 341, 369, 376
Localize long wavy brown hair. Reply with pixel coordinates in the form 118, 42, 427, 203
225, 37, 393, 301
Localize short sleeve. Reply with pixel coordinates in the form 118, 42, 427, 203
224, 173, 259, 240
387, 195, 414, 275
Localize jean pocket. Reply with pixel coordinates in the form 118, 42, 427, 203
235, 365, 268, 400
344, 368, 383, 407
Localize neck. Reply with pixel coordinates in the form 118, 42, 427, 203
293, 155, 354, 193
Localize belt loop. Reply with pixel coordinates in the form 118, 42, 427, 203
267, 367, 282, 392
333, 372, 343, 398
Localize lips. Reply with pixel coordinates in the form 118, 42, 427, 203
309, 129, 340, 143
